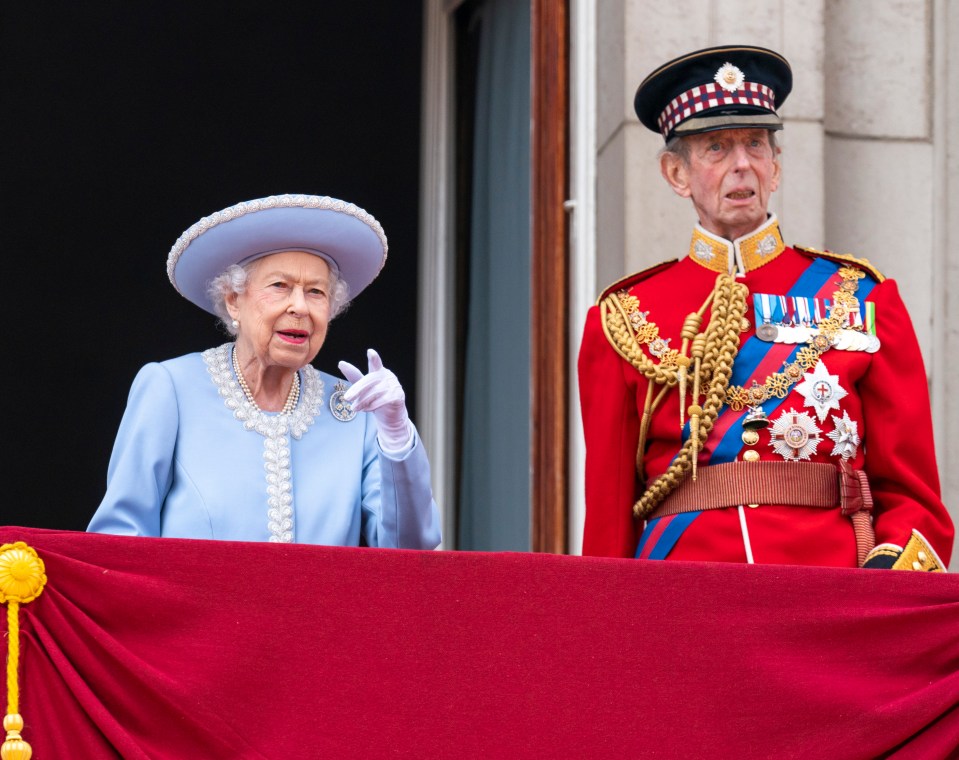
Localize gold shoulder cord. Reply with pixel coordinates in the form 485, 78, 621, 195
601, 274, 748, 519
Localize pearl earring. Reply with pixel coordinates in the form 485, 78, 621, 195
231, 319, 240, 329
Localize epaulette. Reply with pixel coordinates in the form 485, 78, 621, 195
596, 259, 678, 305
794, 245, 885, 283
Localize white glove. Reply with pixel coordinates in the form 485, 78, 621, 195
338, 349, 413, 453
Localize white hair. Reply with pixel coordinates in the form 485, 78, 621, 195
207, 259, 351, 336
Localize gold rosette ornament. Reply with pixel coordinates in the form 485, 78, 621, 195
0, 542, 47, 760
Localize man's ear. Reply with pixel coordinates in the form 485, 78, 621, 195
661, 152, 692, 198
770, 145, 782, 193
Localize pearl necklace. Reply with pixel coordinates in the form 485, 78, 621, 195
232, 345, 300, 414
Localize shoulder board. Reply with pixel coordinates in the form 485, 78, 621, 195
596, 259, 678, 305
794, 245, 885, 283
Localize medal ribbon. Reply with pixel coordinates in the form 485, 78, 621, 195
755, 293, 868, 329
863, 301, 876, 335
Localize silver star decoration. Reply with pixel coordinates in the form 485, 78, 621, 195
694, 239, 715, 261
758, 234, 777, 255
827, 411, 860, 460
795, 359, 847, 422
769, 408, 822, 461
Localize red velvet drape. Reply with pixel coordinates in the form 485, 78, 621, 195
2, 526, 957, 759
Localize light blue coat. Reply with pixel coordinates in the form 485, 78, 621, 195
88, 343, 441, 548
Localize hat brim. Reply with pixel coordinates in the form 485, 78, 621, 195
673, 111, 784, 136
167, 195, 388, 315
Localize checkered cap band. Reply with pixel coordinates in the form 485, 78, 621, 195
657, 81, 775, 138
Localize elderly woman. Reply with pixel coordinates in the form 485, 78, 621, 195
88, 194, 441, 549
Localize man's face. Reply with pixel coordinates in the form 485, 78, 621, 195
661, 128, 781, 241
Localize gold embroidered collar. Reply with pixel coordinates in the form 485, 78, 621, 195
688, 215, 785, 275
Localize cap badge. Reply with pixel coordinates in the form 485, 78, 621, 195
714, 62, 746, 92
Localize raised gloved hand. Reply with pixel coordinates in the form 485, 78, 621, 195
338, 349, 413, 453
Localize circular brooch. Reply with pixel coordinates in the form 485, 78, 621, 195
329, 381, 356, 422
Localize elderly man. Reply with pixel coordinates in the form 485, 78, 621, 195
577, 45, 954, 570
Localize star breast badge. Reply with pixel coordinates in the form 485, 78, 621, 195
827, 410, 861, 460
795, 359, 847, 422
769, 408, 822, 461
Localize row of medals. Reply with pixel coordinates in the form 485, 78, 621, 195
755, 321, 880, 353
737, 318, 878, 462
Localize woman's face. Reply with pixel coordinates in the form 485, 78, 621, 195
227, 250, 333, 370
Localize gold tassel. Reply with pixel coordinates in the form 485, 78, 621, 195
690, 334, 706, 396
687, 405, 703, 479
677, 314, 701, 426
0, 542, 47, 760
677, 356, 690, 426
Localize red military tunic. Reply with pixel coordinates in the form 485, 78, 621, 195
578, 215, 954, 567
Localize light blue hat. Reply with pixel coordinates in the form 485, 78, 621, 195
166, 193, 388, 315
